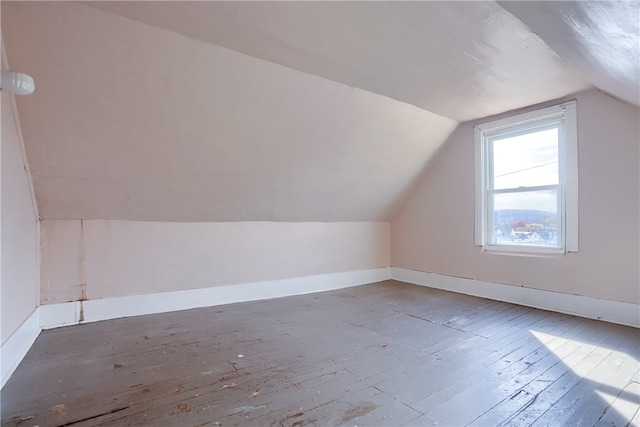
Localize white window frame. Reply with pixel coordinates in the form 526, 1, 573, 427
474, 100, 578, 254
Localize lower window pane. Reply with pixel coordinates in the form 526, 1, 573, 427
490, 190, 559, 248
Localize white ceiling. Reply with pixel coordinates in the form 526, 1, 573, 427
2, 1, 633, 222
499, 1, 639, 107
85, 1, 590, 122
2, 1, 457, 222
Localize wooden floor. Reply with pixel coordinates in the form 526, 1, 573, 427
2, 280, 639, 427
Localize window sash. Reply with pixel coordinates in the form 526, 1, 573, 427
487, 123, 561, 191
488, 184, 560, 194
485, 184, 563, 250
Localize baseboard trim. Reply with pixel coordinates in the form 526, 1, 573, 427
1, 308, 40, 389
39, 301, 81, 330
391, 267, 640, 328
2, 267, 390, 388
3, 266, 636, 389
40, 267, 392, 329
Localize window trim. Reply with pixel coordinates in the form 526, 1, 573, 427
474, 100, 578, 254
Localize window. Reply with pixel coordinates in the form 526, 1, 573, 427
475, 101, 578, 253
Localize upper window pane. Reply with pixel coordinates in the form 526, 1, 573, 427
491, 127, 559, 190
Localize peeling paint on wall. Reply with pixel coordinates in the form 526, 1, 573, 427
78, 219, 88, 303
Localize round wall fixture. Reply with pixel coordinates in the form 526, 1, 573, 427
1, 70, 35, 95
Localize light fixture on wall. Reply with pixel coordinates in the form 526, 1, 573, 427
0, 70, 35, 95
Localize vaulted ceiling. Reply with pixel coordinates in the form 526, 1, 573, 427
2, 1, 636, 222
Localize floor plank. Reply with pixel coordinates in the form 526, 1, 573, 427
2, 280, 638, 427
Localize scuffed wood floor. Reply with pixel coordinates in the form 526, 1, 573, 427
2, 280, 639, 426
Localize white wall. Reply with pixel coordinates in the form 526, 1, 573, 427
1, 91, 39, 344
392, 89, 640, 304
40, 220, 390, 303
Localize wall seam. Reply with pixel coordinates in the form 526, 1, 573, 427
2, 37, 41, 311
1, 38, 39, 222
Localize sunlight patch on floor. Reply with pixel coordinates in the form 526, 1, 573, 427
530, 329, 639, 425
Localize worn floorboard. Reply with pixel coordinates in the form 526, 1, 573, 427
2, 280, 638, 426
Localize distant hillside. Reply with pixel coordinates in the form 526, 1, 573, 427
494, 209, 556, 226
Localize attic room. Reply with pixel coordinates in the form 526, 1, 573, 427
1, 1, 638, 426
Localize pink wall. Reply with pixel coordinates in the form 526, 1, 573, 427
391, 89, 639, 304
1, 91, 39, 344
4, 1, 457, 224
40, 220, 390, 303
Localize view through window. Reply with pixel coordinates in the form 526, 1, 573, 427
489, 126, 560, 247
475, 101, 578, 253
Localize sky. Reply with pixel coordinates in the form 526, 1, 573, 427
491, 127, 559, 212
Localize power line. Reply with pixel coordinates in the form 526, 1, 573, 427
496, 160, 557, 178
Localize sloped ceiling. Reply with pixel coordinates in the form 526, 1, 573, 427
85, 0, 589, 122
499, 0, 640, 107
1, 1, 609, 222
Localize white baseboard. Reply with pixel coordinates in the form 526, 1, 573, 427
1, 308, 40, 389
3, 267, 390, 389
40, 267, 392, 329
392, 267, 640, 328
9, 266, 634, 389
39, 301, 82, 330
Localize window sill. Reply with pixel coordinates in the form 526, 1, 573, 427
478, 245, 569, 258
